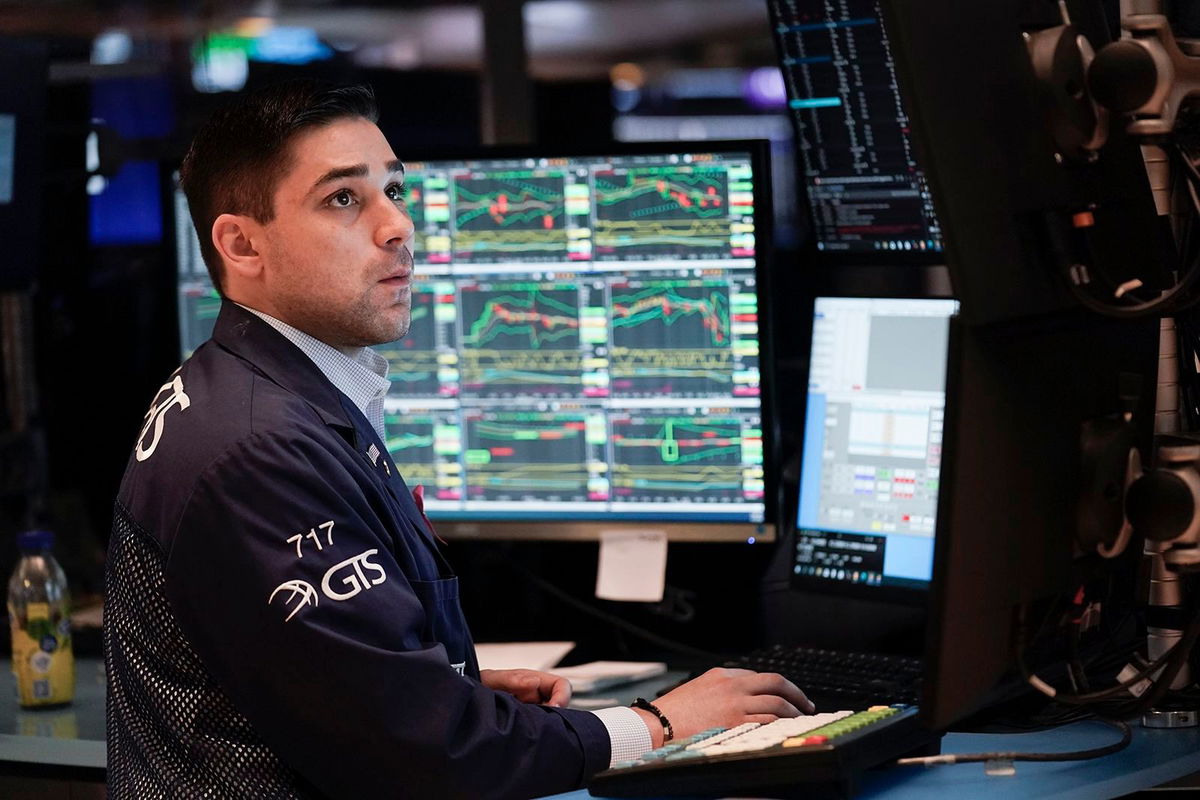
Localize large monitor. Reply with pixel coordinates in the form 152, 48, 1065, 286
174, 142, 776, 541
766, 0, 943, 261
791, 296, 957, 602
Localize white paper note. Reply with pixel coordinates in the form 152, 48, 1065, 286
473, 641, 576, 671
595, 529, 668, 602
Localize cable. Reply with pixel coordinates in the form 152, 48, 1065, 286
1019, 600, 1200, 713
1061, 143, 1200, 318
1127, 602, 1200, 717
895, 718, 1131, 768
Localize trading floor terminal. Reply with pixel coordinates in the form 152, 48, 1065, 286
3, 0, 1200, 797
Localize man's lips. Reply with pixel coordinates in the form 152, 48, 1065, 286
381, 249, 415, 286
380, 271, 412, 286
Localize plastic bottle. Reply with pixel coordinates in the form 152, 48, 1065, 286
7, 530, 74, 707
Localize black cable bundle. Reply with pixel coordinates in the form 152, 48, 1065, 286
1061, 142, 1200, 318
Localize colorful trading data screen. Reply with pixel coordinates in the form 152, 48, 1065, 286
768, 0, 942, 255
175, 150, 766, 523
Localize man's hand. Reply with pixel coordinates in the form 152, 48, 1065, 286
480, 669, 572, 708
634, 668, 815, 748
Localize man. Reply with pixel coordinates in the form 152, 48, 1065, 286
105, 81, 811, 799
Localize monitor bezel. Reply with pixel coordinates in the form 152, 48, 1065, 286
785, 293, 957, 605
166, 139, 780, 543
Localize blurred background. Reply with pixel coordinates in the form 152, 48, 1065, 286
0, 0, 808, 660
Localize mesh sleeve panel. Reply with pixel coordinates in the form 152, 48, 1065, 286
105, 502, 319, 799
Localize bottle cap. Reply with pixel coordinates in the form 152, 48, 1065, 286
16, 530, 54, 552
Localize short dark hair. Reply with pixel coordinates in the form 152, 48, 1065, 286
179, 81, 379, 295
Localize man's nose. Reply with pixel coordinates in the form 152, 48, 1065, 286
377, 196, 415, 248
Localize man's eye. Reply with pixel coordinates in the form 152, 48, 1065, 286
386, 183, 408, 202
330, 190, 355, 207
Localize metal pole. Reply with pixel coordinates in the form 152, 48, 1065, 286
480, 0, 535, 145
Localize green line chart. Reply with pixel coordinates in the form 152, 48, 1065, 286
459, 350, 584, 396
452, 172, 569, 262
462, 287, 581, 350
611, 415, 747, 501
594, 166, 732, 259
459, 285, 584, 396
464, 413, 590, 501
609, 280, 733, 396
383, 415, 438, 486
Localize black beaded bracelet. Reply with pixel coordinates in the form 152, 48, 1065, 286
631, 697, 674, 742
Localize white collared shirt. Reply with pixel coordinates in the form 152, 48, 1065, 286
238, 305, 391, 440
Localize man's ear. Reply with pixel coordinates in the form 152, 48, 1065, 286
212, 213, 265, 283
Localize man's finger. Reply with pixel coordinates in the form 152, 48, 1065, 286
742, 672, 815, 714
546, 676, 572, 707
746, 695, 803, 719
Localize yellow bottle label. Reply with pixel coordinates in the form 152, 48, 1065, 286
10, 612, 74, 707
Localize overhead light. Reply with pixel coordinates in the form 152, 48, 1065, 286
251, 27, 333, 65
744, 67, 786, 109
234, 16, 274, 38
609, 62, 645, 90
192, 36, 250, 93
91, 29, 132, 65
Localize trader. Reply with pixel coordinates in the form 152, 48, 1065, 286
104, 81, 812, 799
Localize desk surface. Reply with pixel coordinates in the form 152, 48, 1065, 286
2, 659, 1199, 799
554, 718, 1200, 800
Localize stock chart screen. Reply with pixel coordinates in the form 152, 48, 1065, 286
176, 148, 767, 523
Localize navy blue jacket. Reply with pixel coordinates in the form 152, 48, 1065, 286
106, 301, 609, 798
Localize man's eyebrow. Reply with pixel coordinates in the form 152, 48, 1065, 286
309, 160, 404, 193
312, 163, 368, 191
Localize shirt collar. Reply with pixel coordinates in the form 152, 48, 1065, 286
236, 304, 391, 420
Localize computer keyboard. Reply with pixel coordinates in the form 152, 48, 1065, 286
722, 644, 923, 710
587, 705, 940, 798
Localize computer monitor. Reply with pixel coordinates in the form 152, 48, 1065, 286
791, 297, 957, 603
766, 0, 943, 262
870, 0, 1168, 727
923, 311, 1158, 729
172, 141, 777, 542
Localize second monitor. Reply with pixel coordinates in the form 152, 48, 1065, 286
793, 296, 958, 596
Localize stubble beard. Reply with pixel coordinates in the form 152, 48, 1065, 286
330, 283, 412, 347
276, 275, 413, 348
295, 249, 416, 347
